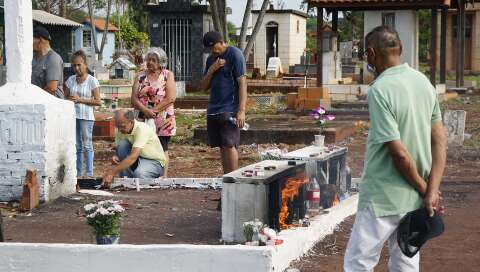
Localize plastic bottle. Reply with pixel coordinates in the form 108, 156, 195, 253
228, 116, 250, 131
306, 177, 320, 210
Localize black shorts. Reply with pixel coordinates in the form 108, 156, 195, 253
159, 136, 171, 151
207, 113, 240, 148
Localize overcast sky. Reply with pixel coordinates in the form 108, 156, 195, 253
227, 0, 306, 27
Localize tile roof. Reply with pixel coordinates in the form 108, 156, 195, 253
83, 19, 119, 32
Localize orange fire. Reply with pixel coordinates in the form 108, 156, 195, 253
279, 177, 308, 230
332, 194, 340, 207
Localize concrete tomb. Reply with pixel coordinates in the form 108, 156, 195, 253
0, 0, 76, 202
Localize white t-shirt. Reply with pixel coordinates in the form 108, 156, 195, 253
66, 74, 100, 121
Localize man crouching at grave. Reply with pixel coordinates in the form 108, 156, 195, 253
343, 26, 447, 271
102, 110, 166, 187
199, 31, 247, 174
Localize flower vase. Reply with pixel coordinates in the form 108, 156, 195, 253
96, 235, 120, 245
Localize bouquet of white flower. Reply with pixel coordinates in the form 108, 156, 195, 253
84, 200, 125, 243
243, 219, 266, 243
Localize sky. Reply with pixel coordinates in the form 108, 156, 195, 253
227, 0, 306, 28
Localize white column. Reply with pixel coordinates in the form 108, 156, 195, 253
5, 0, 33, 84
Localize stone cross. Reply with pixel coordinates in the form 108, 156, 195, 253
5, 0, 33, 84
443, 110, 467, 146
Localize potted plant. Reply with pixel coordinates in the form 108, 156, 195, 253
309, 106, 335, 147
84, 200, 125, 245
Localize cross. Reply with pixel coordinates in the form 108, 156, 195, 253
5, 0, 33, 84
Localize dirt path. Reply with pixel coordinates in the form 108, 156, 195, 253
289, 91, 480, 272
290, 180, 480, 272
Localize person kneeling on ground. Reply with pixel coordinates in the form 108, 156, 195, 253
102, 109, 166, 187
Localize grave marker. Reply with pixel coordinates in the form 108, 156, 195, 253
444, 110, 466, 146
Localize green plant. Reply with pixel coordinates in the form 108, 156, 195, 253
171, 113, 206, 144
114, 15, 149, 50
84, 200, 125, 237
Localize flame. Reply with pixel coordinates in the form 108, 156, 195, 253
279, 177, 308, 230
332, 194, 340, 207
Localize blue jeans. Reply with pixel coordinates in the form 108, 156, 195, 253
116, 139, 164, 178
76, 119, 94, 177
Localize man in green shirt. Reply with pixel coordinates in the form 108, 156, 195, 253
344, 26, 447, 271
103, 110, 166, 187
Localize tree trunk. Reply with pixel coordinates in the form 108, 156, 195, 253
243, 0, 269, 58
209, 0, 222, 34
98, 0, 113, 61
217, 0, 228, 41
239, 0, 253, 51
45, 0, 51, 13
60, 0, 67, 17
87, 0, 100, 55
87, 0, 113, 61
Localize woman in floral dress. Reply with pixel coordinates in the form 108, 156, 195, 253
131, 47, 176, 177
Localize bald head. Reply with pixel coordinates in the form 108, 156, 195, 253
365, 26, 402, 56
115, 109, 135, 134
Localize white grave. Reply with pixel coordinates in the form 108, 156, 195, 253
222, 160, 306, 242
444, 110, 467, 146
266, 57, 283, 79
176, 81, 186, 98
0, 0, 76, 201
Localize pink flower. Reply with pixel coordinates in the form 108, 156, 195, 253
325, 114, 336, 121
309, 111, 320, 119
314, 106, 326, 115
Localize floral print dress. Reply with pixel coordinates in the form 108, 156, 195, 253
136, 69, 176, 136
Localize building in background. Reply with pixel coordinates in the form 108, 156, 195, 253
252, 6, 307, 75
438, 4, 480, 74
364, 10, 419, 70
74, 19, 119, 67
147, 0, 213, 83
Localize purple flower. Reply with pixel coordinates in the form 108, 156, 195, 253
325, 114, 336, 121
309, 111, 320, 120
314, 106, 326, 115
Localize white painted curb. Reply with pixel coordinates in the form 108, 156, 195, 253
272, 194, 358, 272
0, 244, 273, 272
0, 195, 357, 272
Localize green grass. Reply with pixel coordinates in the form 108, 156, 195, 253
464, 138, 480, 148
186, 91, 209, 97
419, 62, 480, 88
171, 113, 206, 144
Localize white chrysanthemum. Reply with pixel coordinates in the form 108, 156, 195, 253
84, 203, 97, 211
97, 207, 110, 216
87, 211, 98, 218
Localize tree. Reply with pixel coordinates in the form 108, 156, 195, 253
208, 0, 228, 41
418, 10, 431, 62
207, 0, 269, 58
242, 0, 270, 57
32, 0, 106, 18
238, 0, 253, 52
339, 11, 363, 43
87, 0, 113, 61
123, 0, 150, 33
114, 15, 149, 51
